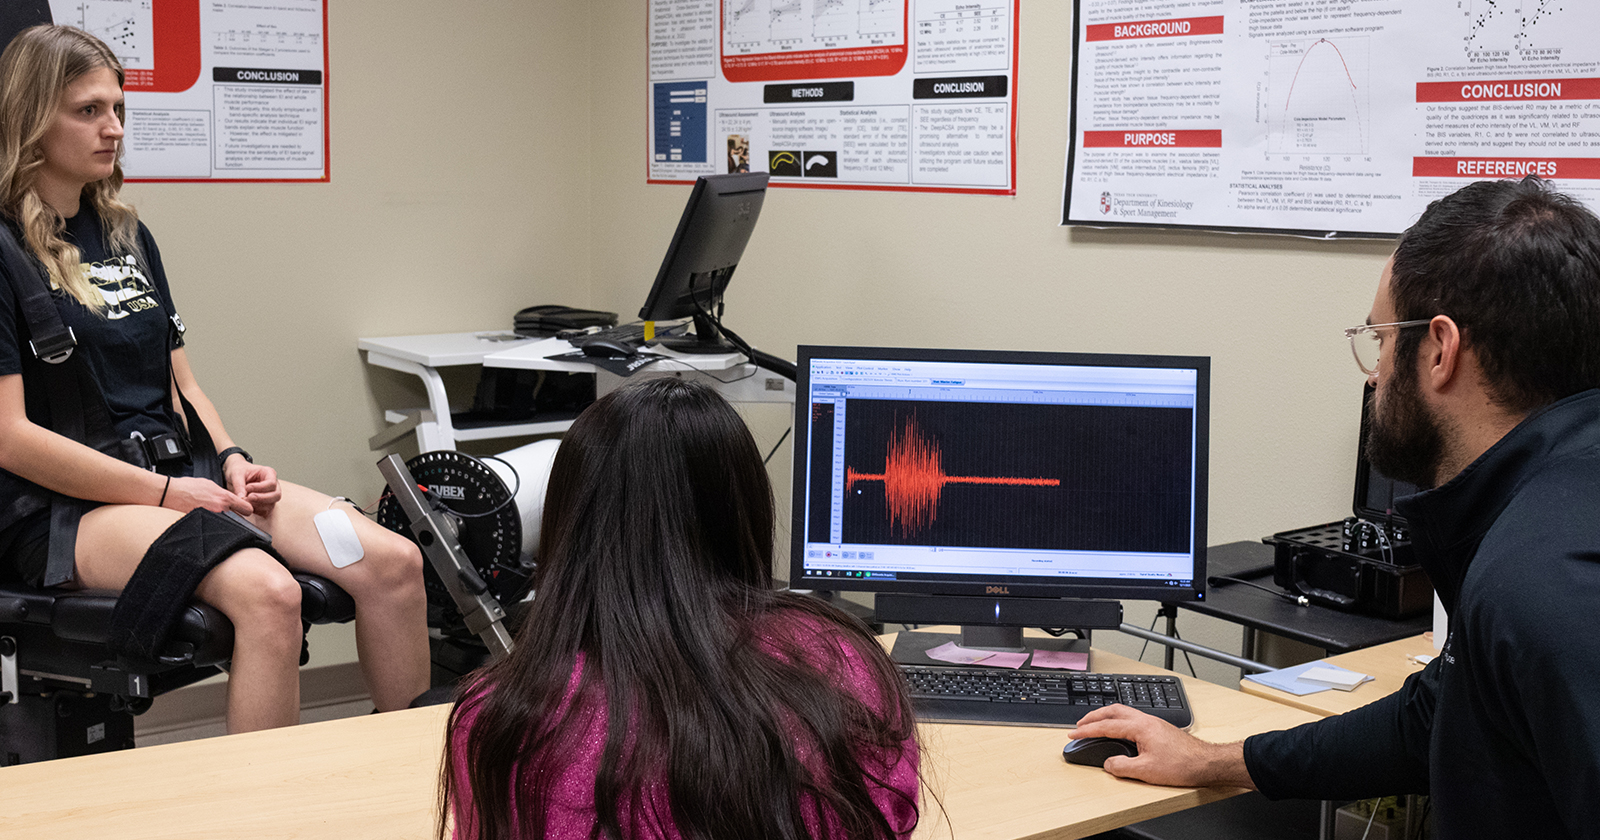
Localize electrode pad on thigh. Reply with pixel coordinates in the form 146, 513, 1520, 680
313, 509, 365, 568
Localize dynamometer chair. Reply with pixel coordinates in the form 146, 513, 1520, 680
0, 572, 355, 766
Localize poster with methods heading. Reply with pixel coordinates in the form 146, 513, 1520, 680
45, 0, 328, 182
649, 0, 1019, 194
1062, 0, 1600, 236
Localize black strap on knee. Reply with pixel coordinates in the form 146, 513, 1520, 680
108, 509, 278, 665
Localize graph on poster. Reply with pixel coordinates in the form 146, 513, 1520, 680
725, 0, 905, 51
1266, 37, 1370, 157
1458, 0, 1570, 56
58, 0, 154, 69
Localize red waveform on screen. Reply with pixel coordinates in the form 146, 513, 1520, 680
846, 414, 1059, 536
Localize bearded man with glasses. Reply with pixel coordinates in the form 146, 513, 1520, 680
1066, 176, 1600, 840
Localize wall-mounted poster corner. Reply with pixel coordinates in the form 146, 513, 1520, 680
1061, 0, 1600, 238
648, 0, 1019, 196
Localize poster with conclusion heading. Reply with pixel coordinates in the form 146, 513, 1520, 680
42, 0, 329, 182
1062, 0, 1600, 237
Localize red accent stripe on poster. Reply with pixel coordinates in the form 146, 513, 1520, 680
124, 0, 201, 92
1416, 78, 1600, 102
1082, 130, 1222, 148
1413, 157, 1600, 179
1085, 16, 1223, 42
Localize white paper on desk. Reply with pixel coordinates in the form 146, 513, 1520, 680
1298, 666, 1374, 691
1244, 662, 1338, 696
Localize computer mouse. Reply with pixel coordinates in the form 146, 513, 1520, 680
579, 338, 638, 359
1062, 737, 1139, 767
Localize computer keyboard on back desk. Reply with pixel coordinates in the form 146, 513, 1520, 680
899, 664, 1193, 728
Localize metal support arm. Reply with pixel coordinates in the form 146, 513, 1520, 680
377, 454, 514, 659
1117, 622, 1275, 674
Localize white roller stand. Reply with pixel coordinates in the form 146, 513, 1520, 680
484, 439, 562, 562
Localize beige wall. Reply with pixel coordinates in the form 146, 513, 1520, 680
128, 1, 1397, 679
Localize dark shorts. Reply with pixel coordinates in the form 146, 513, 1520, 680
0, 510, 51, 588
0, 461, 199, 589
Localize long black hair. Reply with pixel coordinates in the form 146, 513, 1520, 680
441, 377, 919, 840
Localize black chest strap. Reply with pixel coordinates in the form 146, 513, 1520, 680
0, 221, 211, 587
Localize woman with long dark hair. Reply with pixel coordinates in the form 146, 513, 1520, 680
442, 377, 921, 839
0, 25, 429, 731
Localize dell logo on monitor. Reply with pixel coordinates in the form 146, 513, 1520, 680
985, 586, 1010, 595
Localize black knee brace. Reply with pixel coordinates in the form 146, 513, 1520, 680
107, 509, 278, 665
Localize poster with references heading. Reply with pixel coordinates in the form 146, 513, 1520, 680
44, 0, 329, 182
649, 0, 1019, 194
1062, 0, 1600, 237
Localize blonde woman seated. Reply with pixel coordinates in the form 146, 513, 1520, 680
0, 25, 429, 731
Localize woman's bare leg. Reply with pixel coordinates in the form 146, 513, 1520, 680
250, 482, 430, 711
74, 504, 304, 732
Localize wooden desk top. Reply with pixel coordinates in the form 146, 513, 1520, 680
1238, 633, 1436, 718
900, 643, 1317, 840
0, 702, 453, 839
0, 646, 1317, 840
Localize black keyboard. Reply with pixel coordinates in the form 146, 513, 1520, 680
899, 664, 1192, 728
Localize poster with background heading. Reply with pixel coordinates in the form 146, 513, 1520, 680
649, 0, 1019, 194
42, 0, 329, 182
1062, 0, 1600, 237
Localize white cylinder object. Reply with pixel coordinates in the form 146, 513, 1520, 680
1432, 591, 1447, 652
484, 438, 562, 561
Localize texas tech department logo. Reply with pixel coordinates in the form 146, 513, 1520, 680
1100, 191, 1113, 215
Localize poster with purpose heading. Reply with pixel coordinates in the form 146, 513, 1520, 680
1062, 0, 1600, 237
47, 0, 328, 182
649, 0, 1018, 194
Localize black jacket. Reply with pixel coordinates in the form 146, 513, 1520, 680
1243, 389, 1600, 840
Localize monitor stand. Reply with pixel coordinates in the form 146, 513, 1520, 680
888, 626, 1093, 671
651, 312, 739, 354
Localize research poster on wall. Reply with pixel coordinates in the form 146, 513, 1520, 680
1062, 0, 1600, 237
39, 0, 329, 182
648, 0, 1019, 194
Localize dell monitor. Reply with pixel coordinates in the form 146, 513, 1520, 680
789, 346, 1209, 664
638, 172, 769, 354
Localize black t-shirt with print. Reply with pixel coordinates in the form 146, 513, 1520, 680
0, 204, 187, 532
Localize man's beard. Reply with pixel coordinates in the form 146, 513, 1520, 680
1365, 359, 1447, 490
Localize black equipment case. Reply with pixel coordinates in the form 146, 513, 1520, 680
1263, 385, 1434, 619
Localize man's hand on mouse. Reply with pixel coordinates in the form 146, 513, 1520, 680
1071, 704, 1256, 789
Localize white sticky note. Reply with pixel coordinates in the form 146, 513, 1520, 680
313, 509, 365, 569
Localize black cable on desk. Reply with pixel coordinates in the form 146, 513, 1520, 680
1209, 575, 1310, 607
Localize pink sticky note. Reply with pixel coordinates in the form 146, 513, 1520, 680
925, 641, 995, 665
1030, 649, 1090, 671
980, 651, 1030, 669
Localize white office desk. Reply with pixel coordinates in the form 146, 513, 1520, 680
359, 331, 795, 452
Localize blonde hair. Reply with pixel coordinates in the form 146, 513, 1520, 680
0, 25, 141, 311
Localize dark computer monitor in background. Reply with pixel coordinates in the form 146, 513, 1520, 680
789, 346, 1209, 664
1355, 382, 1420, 522
638, 172, 769, 354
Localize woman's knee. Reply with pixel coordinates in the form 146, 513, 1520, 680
343, 527, 425, 597
199, 549, 302, 626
